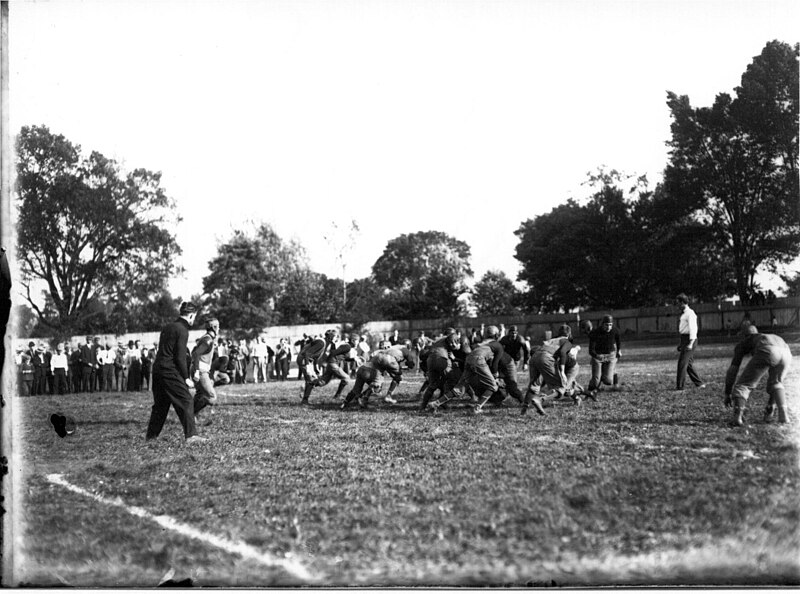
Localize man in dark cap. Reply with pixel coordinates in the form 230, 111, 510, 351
145, 302, 206, 444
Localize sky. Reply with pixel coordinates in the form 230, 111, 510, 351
8, 0, 800, 303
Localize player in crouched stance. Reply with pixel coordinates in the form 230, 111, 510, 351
340, 345, 415, 409
724, 324, 793, 427
297, 330, 333, 404
521, 324, 580, 416
427, 325, 505, 414
418, 328, 460, 411
311, 332, 359, 400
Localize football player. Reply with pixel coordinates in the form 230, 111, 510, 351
429, 325, 505, 414
191, 317, 220, 426
297, 330, 336, 404
312, 333, 359, 399
724, 324, 793, 426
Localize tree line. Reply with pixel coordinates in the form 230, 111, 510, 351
15, 40, 799, 338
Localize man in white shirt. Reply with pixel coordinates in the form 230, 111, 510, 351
50, 342, 69, 395
676, 293, 705, 390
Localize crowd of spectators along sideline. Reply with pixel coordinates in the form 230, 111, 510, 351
15, 326, 516, 395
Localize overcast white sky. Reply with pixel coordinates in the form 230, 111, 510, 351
9, 0, 800, 302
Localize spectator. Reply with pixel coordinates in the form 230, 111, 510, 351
20, 353, 33, 396
44, 344, 54, 395
141, 347, 154, 391
275, 338, 291, 381
50, 342, 69, 395
115, 342, 129, 391
32, 343, 47, 396
127, 340, 142, 391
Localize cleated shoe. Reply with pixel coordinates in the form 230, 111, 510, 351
185, 435, 209, 445
585, 390, 598, 402
764, 404, 775, 422
473, 406, 484, 414
358, 396, 369, 409
384, 395, 398, 404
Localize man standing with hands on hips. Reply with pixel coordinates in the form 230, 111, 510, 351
675, 293, 705, 391
146, 302, 206, 444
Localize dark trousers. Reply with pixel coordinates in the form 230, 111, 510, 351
676, 335, 703, 389
81, 366, 93, 392
146, 372, 197, 440
101, 364, 115, 391
32, 368, 46, 395
53, 368, 68, 395
71, 365, 82, 392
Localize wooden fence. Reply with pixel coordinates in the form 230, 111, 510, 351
14, 297, 800, 354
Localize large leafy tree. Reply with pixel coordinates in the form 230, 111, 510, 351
15, 125, 182, 334
276, 269, 343, 325
372, 231, 472, 319
664, 40, 800, 303
202, 222, 305, 330
514, 175, 732, 311
472, 270, 521, 315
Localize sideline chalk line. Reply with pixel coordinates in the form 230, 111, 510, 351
45, 473, 315, 583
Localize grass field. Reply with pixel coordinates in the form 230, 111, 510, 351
10, 337, 800, 587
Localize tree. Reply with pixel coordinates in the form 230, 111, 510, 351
372, 231, 473, 319
663, 41, 800, 303
276, 269, 343, 325
472, 270, 521, 315
514, 173, 733, 311
780, 271, 800, 297
15, 125, 182, 334
202, 222, 305, 330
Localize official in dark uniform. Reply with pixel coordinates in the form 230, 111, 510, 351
145, 302, 205, 444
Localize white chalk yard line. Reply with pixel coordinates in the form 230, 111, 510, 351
45, 473, 314, 583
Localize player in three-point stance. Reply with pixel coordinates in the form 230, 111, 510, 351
724, 324, 793, 426
521, 324, 578, 416
311, 332, 359, 400
297, 330, 336, 404
340, 345, 415, 409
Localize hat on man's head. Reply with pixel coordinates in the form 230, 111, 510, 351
744, 324, 759, 335
602, 315, 613, 324
28, 341, 35, 348
179, 301, 198, 315
509, 325, 518, 332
